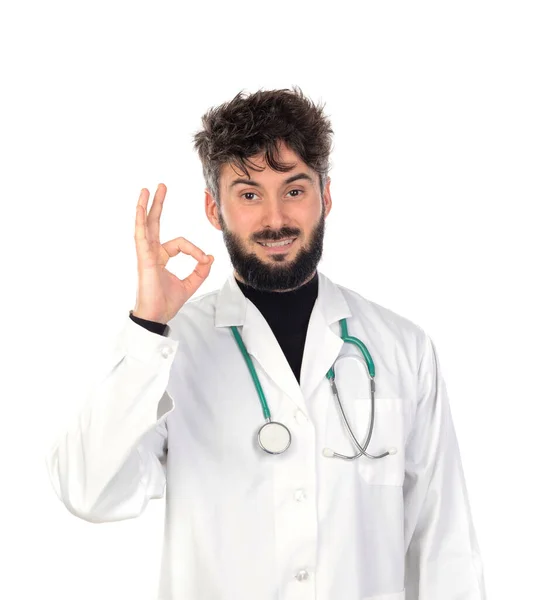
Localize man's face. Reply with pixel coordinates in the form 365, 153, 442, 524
205, 142, 332, 292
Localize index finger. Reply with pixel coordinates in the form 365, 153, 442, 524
163, 236, 210, 263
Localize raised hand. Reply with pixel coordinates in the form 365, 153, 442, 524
132, 183, 214, 323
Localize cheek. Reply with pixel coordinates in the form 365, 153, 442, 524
221, 207, 248, 234
231, 213, 258, 240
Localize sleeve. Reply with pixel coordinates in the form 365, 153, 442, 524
403, 332, 487, 599
45, 315, 179, 524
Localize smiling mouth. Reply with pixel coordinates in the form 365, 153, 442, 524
257, 237, 297, 248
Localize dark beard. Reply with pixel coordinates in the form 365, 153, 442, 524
218, 204, 326, 292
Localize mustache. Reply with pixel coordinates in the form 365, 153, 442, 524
253, 229, 301, 242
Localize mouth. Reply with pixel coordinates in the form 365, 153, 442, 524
257, 237, 297, 254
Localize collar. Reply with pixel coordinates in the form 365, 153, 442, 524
215, 270, 350, 329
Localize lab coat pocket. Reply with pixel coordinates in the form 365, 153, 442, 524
351, 397, 405, 487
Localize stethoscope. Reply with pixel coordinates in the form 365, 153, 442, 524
230, 318, 398, 460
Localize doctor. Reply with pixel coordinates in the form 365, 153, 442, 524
46, 87, 486, 600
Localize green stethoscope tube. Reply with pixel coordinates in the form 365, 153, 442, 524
325, 318, 376, 380
231, 325, 272, 420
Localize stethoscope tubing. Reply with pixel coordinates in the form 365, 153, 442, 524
327, 365, 390, 460
231, 325, 271, 420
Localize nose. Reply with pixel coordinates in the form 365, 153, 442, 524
261, 198, 288, 231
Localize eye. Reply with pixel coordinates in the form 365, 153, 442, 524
287, 189, 303, 197
241, 192, 259, 201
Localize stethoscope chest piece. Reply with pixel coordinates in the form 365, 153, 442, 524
258, 421, 292, 454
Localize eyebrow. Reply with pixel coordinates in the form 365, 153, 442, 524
228, 172, 315, 190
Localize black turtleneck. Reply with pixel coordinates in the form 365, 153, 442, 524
129, 271, 319, 384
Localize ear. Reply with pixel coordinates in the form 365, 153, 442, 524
205, 189, 222, 231
323, 176, 332, 218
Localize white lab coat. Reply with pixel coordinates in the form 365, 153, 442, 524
46, 271, 486, 600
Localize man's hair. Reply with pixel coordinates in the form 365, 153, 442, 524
192, 86, 334, 207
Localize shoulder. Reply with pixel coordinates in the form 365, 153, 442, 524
166, 287, 220, 338
333, 279, 429, 354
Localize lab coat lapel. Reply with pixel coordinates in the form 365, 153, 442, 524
214, 272, 352, 415
215, 274, 304, 412
243, 301, 304, 410
299, 272, 353, 401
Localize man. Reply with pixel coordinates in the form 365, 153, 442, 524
46, 86, 487, 599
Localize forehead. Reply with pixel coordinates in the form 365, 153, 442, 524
220, 143, 312, 186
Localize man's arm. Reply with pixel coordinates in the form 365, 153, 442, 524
403, 332, 487, 599
45, 314, 177, 523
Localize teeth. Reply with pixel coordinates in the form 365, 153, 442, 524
260, 239, 294, 248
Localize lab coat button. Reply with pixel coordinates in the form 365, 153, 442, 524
160, 345, 173, 358
295, 569, 309, 582
294, 489, 306, 502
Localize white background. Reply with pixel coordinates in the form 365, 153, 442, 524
1, 1, 535, 598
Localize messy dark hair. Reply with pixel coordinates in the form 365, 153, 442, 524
192, 86, 334, 208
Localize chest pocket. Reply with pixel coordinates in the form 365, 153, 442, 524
325, 394, 406, 486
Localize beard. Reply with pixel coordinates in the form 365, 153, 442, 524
217, 203, 326, 292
